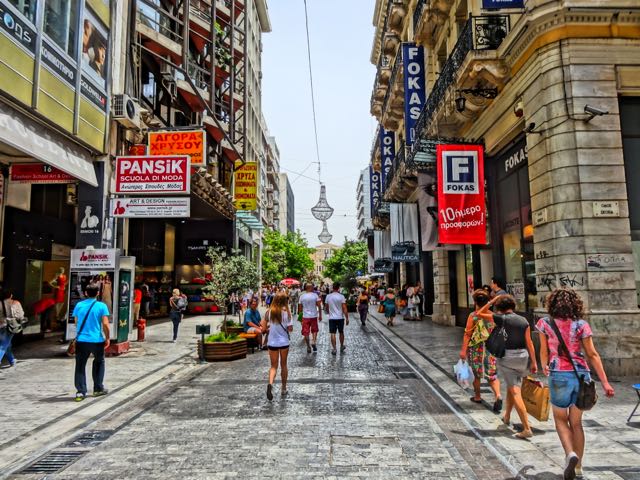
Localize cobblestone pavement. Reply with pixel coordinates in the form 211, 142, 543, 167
9, 312, 517, 480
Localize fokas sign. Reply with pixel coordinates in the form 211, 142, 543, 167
115, 155, 190, 194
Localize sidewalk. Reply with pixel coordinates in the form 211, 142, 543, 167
0, 314, 228, 475
366, 308, 640, 479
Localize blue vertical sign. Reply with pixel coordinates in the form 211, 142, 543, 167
369, 166, 381, 214
482, 0, 523, 8
402, 43, 426, 146
379, 128, 395, 193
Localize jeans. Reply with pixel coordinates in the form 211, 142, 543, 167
170, 311, 182, 340
0, 328, 15, 365
74, 341, 105, 394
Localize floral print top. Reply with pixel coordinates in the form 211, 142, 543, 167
536, 317, 592, 372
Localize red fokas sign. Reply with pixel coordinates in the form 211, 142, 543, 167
115, 155, 190, 194
10, 163, 76, 184
436, 144, 486, 244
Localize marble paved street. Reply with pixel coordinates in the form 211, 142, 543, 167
9, 314, 515, 479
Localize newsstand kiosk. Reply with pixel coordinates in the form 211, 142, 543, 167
66, 249, 136, 355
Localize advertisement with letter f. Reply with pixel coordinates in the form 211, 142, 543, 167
436, 144, 486, 244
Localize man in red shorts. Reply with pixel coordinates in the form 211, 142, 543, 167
298, 283, 322, 353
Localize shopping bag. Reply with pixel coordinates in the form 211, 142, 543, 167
521, 376, 550, 422
454, 360, 473, 389
377, 304, 385, 314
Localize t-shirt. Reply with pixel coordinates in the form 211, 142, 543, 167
326, 292, 346, 320
299, 292, 320, 318
243, 308, 261, 332
493, 313, 529, 350
73, 299, 110, 343
134, 289, 142, 305
536, 317, 592, 372
267, 311, 292, 348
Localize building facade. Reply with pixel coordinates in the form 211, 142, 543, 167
311, 243, 339, 281
369, 0, 640, 374
278, 172, 294, 234
356, 167, 373, 240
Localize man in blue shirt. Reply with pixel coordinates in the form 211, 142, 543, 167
72, 283, 111, 401
243, 297, 264, 349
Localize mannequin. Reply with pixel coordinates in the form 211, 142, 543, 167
49, 267, 68, 321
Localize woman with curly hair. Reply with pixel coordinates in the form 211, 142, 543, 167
537, 288, 614, 480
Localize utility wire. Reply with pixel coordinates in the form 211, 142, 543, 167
303, 0, 322, 184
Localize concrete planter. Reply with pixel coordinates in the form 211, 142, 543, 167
197, 338, 247, 362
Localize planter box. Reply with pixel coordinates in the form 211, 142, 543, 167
224, 326, 244, 335
197, 338, 247, 362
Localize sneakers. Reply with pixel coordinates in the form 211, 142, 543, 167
93, 389, 109, 397
281, 389, 289, 397
331, 349, 337, 355
575, 466, 583, 479
9, 359, 16, 367
312, 344, 317, 353
266, 383, 273, 401
75, 392, 87, 402
564, 452, 579, 480
340, 345, 346, 353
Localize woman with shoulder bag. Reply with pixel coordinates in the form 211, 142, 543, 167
169, 288, 186, 343
261, 292, 293, 400
537, 288, 614, 480
0, 289, 25, 367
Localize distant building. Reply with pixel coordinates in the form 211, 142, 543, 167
311, 243, 340, 280
356, 168, 373, 240
278, 173, 295, 234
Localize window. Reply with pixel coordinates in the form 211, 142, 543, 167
8, 0, 37, 23
44, 0, 80, 57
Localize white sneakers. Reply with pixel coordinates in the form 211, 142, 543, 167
564, 452, 579, 480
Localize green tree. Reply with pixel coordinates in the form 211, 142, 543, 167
323, 239, 368, 288
262, 229, 314, 284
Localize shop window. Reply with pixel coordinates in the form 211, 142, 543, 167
44, 0, 79, 57
8, 0, 37, 23
30, 184, 74, 221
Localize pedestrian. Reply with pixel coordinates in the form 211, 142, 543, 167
414, 281, 424, 318
406, 284, 418, 320
459, 289, 502, 412
382, 288, 397, 326
72, 283, 110, 401
356, 288, 370, 326
265, 289, 274, 308
261, 292, 293, 400
326, 283, 349, 354
536, 288, 614, 480
243, 297, 265, 349
490, 277, 508, 297
0, 289, 25, 367
298, 282, 322, 353
478, 294, 537, 438
133, 284, 142, 325
261, 287, 267, 307
140, 283, 151, 317
290, 285, 300, 316
169, 288, 187, 342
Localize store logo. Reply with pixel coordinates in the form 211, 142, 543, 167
1, 9, 33, 48
442, 151, 479, 194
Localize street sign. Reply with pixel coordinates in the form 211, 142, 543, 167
115, 155, 190, 194
10, 163, 76, 184
111, 197, 190, 218
148, 130, 206, 166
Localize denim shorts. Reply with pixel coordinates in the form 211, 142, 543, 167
549, 370, 591, 408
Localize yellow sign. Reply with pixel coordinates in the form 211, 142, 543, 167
234, 162, 257, 211
148, 130, 206, 166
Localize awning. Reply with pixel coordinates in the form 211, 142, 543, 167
0, 102, 98, 186
236, 211, 264, 231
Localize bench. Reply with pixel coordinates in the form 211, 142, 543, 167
628, 384, 640, 423
239, 332, 259, 353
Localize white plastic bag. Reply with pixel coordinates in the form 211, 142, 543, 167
454, 359, 473, 389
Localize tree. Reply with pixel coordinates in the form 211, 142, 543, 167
261, 229, 314, 284
323, 239, 368, 289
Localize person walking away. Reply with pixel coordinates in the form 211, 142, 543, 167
490, 277, 508, 297
459, 289, 502, 412
72, 283, 110, 401
169, 288, 187, 342
356, 288, 370, 326
298, 283, 322, 353
0, 290, 25, 367
140, 283, 151, 317
290, 286, 300, 316
398, 284, 409, 320
382, 288, 397, 326
243, 297, 265, 349
326, 283, 349, 354
415, 281, 424, 318
536, 288, 614, 480
406, 284, 417, 320
478, 294, 537, 438
261, 292, 293, 400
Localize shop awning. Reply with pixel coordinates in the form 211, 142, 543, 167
236, 211, 264, 231
0, 102, 98, 186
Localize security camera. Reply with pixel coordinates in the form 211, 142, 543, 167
514, 101, 524, 118
524, 122, 536, 133
584, 105, 609, 116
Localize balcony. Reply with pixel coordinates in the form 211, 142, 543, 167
382, 141, 417, 203
370, 55, 391, 118
380, 52, 403, 130
413, 0, 454, 46
388, 0, 408, 36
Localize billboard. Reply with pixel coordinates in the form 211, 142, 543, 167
111, 197, 191, 218
115, 155, 190, 194
402, 43, 426, 146
436, 144, 487, 244
148, 130, 207, 166
379, 128, 395, 191
234, 161, 257, 210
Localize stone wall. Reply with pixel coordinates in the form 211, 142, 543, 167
431, 249, 454, 326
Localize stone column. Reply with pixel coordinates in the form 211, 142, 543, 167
431, 249, 453, 325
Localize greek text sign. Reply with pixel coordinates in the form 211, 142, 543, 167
10, 163, 76, 183
234, 161, 257, 210
402, 43, 426, 146
369, 166, 381, 214
70, 248, 118, 270
115, 155, 190, 194
111, 197, 190, 218
148, 130, 206, 166
437, 144, 486, 244
379, 128, 395, 191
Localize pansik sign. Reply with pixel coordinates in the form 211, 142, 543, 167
436, 144, 486, 244
369, 166, 381, 214
379, 128, 395, 191
10, 163, 76, 183
115, 155, 190, 194
111, 197, 190, 218
70, 248, 118, 270
402, 43, 426, 146
149, 130, 206, 166
234, 162, 257, 210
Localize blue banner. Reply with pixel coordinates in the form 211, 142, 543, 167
379, 128, 395, 192
369, 166, 381, 215
482, 0, 523, 8
402, 43, 426, 146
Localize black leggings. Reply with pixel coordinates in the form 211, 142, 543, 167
358, 307, 368, 324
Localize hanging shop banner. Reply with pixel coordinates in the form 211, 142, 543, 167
77, 162, 105, 248
436, 144, 486, 244
234, 161, 257, 210
369, 166, 381, 214
402, 43, 426, 146
482, 0, 523, 9
417, 173, 439, 251
111, 197, 191, 218
10, 163, 76, 184
115, 155, 190, 194
373, 230, 393, 273
148, 130, 206, 167
390, 203, 420, 262
379, 128, 395, 191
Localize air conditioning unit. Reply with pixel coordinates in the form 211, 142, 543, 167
112, 94, 141, 130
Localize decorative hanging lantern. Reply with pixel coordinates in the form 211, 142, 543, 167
311, 184, 334, 221
318, 220, 332, 244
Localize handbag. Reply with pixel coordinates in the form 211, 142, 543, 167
521, 376, 550, 421
377, 304, 385, 314
485, 315, 508, 358
66, 301, 97, 357
548, 319, 598, 410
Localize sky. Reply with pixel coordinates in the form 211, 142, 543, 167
261, 0, 377, 247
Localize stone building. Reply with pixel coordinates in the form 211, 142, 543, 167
311, 243, 340, 282
369, 0, 640, 374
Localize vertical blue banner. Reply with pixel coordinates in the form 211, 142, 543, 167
482, 0, 523, 8
379, 128, 395, 192
402, 43, 426, 146
369, 165, 381, 214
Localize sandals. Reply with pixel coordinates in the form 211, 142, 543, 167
470, 397, 483, 404
493, 398, 503, 413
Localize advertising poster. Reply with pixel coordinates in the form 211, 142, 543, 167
115, 155, 190, 194
76, 162, 104, 248
417, 173, 438, 251
436, 144, 487, 244
390, 203, 420, 262
81, 8, 109, 89
117, 270, 131, 342
379, 128, 395, 191
402, 43, 426, 146
234, 161, 257, 210
369, 166, 381, 214
111, 197, 191, 218
148, 130, 206, 166
373, 230, 393, 273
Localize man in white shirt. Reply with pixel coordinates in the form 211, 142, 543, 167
326, 283, 349, 355
298, 283, 322, 353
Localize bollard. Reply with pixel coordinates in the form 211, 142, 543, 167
137, 318, 146, 342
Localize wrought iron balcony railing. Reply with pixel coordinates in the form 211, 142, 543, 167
413, 0, 427, 33
384, 139, 405, 192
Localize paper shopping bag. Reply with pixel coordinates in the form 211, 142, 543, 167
521, 376, 550, 422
